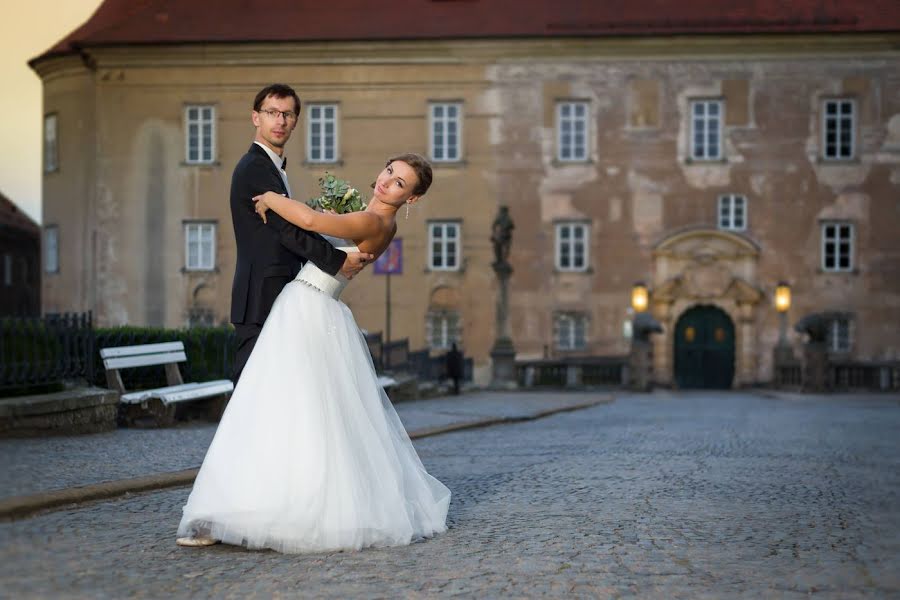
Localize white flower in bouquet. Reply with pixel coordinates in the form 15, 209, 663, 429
307, 173, 368, 214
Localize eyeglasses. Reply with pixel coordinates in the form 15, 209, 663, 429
258, 108, 298, 122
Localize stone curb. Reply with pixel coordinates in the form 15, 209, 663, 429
0, 395, 613, 522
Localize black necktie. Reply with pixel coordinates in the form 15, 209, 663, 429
281, 157, 287, 171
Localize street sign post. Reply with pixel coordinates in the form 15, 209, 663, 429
373, 238, 402, 342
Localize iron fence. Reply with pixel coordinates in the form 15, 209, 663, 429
517, 356, 627, 388
0, 312, 94, 394
828, 361, 900, 392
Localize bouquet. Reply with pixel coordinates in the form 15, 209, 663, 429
307, 172, 368, 214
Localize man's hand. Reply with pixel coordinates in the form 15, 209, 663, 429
340, 251, 374, 280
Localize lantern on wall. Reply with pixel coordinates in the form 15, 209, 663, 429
631, 282, 649, 313
775, 282, 791, 313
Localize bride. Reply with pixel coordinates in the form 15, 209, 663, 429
176, 154, 450, 553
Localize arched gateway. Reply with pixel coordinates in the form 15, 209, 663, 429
650, 228, 764, 388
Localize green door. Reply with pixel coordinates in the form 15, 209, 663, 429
674, 305, 735, 389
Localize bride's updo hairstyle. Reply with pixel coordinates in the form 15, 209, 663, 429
385, 153, 433, 196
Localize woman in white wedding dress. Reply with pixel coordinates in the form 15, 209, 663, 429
176, 154, 450, 553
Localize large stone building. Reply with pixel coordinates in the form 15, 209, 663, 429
31, 1, 900, 386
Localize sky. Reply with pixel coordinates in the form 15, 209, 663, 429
0, 0, 104, 224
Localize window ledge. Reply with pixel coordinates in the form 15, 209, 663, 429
424, 267, 464, 274
551, 159, 593, 168
303, 159, 344, 167
181, 161, 221, 168
816, 268, 859, 275
430, 159, 467, 168
554, 267, 593, 275
684, 157, 728, 165
181, 267, 220, 274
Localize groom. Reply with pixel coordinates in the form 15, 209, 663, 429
230, 84, 373, 383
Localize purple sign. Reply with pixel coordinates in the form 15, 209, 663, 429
373, 238, 402, 275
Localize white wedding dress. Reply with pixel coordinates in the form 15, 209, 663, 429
177, 237, 450, 553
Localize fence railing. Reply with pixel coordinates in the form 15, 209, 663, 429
774, 360, 803, 389
517, 356, 627, 388
828, 361, 900, 392
0, 312, 95, 393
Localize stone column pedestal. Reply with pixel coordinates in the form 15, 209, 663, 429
802, 341, 828, 392
629, 338, 654, 392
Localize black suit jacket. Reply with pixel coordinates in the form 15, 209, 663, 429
230, 143, 347, 325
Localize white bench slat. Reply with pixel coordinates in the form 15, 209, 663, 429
103, 351, 187, 370
160, 380, 233, 404
120, 380, 233, 405
100, 342, 185, 359
120, 383, 203, 404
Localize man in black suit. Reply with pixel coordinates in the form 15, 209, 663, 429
230, 84, 372, 382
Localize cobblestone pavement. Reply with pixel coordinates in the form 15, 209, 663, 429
0, 392, 604, 499
1, 391, 898, 598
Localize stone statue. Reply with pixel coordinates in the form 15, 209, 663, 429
491, 206, 514, 267
794, 311, 846, 343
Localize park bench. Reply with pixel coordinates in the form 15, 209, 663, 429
100, 341, 233, 426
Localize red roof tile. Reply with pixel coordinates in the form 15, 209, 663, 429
33, 0, 900, 64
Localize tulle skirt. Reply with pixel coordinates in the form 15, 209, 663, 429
177, 281, 450, 553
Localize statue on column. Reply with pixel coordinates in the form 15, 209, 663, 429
490, 205, 516, 388
491, 206, 514, 270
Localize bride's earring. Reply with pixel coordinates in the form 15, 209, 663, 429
405, 202, 410, 220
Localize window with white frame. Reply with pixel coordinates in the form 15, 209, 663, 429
426, 310, 460, 350
822, 99, 855, 160
556, 101, 589, 162
554, 312, 588, 351
44, 226, 59, 274
718, 194, 747, 231
430, 102, 461, 162
184, 222, 216, 271
555, 222, 588, 271
428, 221, 460, 270
828, 316, 852, 353
3, 254, 12, 286
821, 222, 854, 272
690, 99, 723, 160
44, 114, 58, 173
307, 104, 338, 163
185, 105, 215, 164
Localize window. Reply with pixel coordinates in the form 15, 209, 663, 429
828, 316, 851, 353
556, 101, 589, 162
184, 222, 216, 271
185, 105, 215, 164
718, 194, 747, 231
430, 102, 461, 162
3, 254, 11, 286
428, 221, 460, 270
307, 104, 338, 163
690, 99, 723, 160
427, 310, 460, 350
821, 222, 854, 272
44, 226, 59, 274
555, 222, 588, 271
44, 114, 58, 173
555, 313, 587, 351
822, 99, 855, 160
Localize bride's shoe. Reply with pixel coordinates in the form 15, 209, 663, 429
176, 535, 219, 547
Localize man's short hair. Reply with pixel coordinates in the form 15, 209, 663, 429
253, 84, 301, 114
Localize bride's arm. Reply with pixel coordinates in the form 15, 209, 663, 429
253, 191, 381, 240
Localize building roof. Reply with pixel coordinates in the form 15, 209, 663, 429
33, 0, 900, 64
0, 192, 39, 234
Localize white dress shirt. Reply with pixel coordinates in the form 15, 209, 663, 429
254, 141, 291, 197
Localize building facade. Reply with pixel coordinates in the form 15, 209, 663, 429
0, 193, 41, 317
32, 1, 900, 385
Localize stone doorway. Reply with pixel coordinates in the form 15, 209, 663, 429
674, 305, 735, 389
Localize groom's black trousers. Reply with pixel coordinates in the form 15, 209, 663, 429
232, 323, 263, 383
